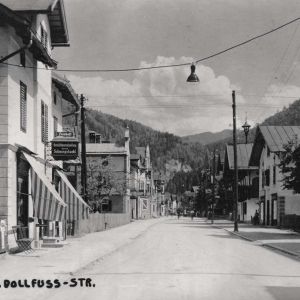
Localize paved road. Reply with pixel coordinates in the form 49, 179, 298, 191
5, 218, 300, 299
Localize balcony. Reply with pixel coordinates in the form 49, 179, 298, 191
238, 184, 259, 201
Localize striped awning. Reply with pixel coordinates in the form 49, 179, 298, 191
56, 170, 90, 220
23, 152, 67, 222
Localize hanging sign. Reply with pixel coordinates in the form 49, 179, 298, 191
51, 133, 79, 160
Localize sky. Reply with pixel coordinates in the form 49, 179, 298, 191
53, 0, 300, 136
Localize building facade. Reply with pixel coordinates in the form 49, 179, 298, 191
0, 1, 88, 252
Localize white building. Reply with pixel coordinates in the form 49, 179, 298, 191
249, 126, 300, 226
0, 1, 88, 253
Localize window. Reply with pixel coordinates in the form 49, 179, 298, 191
273, 165, 276, 185
53, 92, 57, 105
20, 81, 27, 132
262, 171, 265, 188
142, 199, 148, 210
20, 51, 25, 67
267, 147, 270, 157
53, 116, 58, 137
41, 101, 48, 143
41, 24, 48, 48
265, 168, 270, 186
139, 181, 145, 191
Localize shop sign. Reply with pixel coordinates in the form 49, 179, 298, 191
51, 133, 79, 161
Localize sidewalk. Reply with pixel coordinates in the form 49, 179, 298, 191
0, 217, 168, 279
208, 219, 300, 258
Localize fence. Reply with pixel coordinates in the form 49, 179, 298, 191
74, 212, 131, 236
280, 214, 300, 232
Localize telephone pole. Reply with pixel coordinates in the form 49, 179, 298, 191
232, 91, 239, 232
80, 94, 87, 202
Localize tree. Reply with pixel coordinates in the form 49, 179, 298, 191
84, 156, 127, 212
278, 135, 300, 193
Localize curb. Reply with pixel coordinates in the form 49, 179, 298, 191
210, 223, 300, 258
70, 217, 168, 276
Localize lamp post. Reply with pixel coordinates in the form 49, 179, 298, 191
242, 115, 251, 144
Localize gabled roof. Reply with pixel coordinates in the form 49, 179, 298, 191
86, 143, 126, 154
249, 126, 300, 166
226, 143, 257, 170
52, 72, 78, 107
0, 0, 69, 45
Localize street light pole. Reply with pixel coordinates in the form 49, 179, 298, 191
232, 91, 239, 232
211, 148, 216, 224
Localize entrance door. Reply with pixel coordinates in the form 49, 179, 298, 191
267, 200, 270, 226
17, 176, 28, 227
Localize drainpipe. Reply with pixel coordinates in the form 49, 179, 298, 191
0, 37, 33, 64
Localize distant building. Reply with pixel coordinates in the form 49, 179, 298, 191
224, 143, 259, 223
85, 127, 131, 214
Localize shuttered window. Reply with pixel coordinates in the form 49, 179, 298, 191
53, 116, 58, 137
41, 101, 48, 143
20, 81, 27, 132
41, 24, 48, 48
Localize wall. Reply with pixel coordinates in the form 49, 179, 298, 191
75, 211, 131, 235
285, 195, 300, 215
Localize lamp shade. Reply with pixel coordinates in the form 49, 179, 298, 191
242, 121, 251, 133
187, 63, 200, 83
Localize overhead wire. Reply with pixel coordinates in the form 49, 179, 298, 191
1, 16, 300, 73
253, 26, 300, 123
247, 20, 300, 120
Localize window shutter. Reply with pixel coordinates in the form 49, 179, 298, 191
54, 117, 58, 137
45, 103, 48, 143
20, 82, 27, 132
41, 101, 45, 142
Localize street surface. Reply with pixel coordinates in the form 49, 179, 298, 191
3, 218, 300, 300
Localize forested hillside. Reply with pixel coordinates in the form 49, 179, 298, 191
63, 98, 300, 192
63, 104, 207, 173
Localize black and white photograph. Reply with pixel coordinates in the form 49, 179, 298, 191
1, 0, 300, 299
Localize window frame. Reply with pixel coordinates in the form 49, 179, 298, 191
20, 81, 27, 132
41, 100, 48, 143
53, 116, 58, 137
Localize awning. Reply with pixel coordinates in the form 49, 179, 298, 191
23, 152, 67, 221
56, 170, 90, 220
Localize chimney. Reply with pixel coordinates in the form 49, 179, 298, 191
95, 134, 101, 143
125, 125, 130, 152
89, 132, 95, 143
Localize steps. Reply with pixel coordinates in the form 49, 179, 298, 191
41, 237, 65, 248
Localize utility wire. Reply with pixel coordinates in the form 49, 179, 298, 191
1, 16, 300, 73
248, 20, 300, 119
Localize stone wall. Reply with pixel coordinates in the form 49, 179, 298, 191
75, 212, 131, 236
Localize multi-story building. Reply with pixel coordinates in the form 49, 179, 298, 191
223, 143, 259, 223
85, 128, 131, 214
130, 145, 155, 219
249, 126, 300, 226
0, 1, 88, 252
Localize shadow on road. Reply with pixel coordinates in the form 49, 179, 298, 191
266, 286, 300, 300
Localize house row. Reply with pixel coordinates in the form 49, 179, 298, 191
221, 125, 300, 226
0, 0, 97, 254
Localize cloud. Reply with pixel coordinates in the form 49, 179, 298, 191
66, 56, 245, 136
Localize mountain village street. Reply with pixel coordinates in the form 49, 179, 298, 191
1, 217, 300, 300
